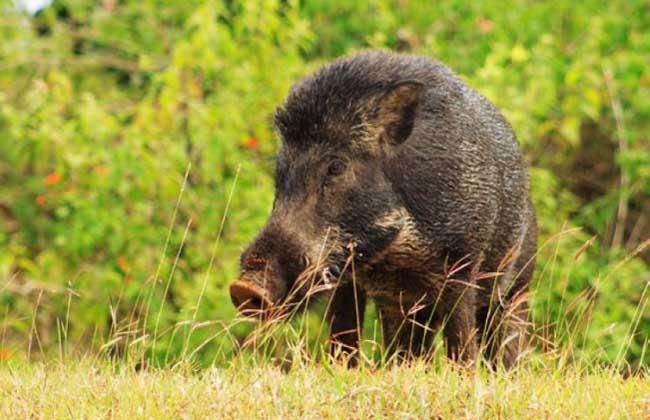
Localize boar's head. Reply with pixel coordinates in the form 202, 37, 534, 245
230, 53, 426, 318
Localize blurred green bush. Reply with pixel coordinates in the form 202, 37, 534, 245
0, 0, 647, 367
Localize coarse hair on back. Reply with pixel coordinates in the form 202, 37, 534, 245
273, 50, 453, 151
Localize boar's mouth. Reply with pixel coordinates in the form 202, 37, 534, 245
229, 280, 274, 317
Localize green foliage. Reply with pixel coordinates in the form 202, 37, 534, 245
0, 0, 647, 367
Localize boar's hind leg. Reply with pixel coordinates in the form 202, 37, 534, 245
482, 225, 536, 368
327, 280, 366, 367
477, 220, 536, 368
484, 299, 529, 369
440, 282, 479, 366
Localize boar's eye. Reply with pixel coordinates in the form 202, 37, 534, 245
326, 159, 347, 177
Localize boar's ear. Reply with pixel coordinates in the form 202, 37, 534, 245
373, 80, 425, 146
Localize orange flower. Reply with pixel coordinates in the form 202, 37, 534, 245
242, 137, 259, 150
477, 17, 494, 33
117, 255, 129, 272
95, 165, 109, 176
0, 348, 11, 360
44, 171, 62, 186
35, 195, 47, 207
103, 0, 116, 11
123, 275, 133, 285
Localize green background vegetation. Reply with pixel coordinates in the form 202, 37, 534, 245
0, 0, 648, 368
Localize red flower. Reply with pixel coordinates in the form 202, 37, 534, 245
117, 256, 129, 272
44, 171, 62, 186
243, 137, 259, 150
35, 195, 47, 207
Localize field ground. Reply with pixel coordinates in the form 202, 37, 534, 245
1, 359, 648, 419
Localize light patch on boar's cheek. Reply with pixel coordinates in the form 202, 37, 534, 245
288, 225, 350, 294
298, 225, 345, 271
370, 207, 429, 266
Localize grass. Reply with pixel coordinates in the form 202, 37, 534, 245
1, 357, 648, 418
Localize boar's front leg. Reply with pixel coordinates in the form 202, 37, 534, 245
327, 280, 366, 367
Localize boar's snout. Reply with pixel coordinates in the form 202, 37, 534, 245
231, 226, 309, 317
229, 279, 273, 316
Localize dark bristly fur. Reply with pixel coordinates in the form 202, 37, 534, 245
230, 50, 537, 368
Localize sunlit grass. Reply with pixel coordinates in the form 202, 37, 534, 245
1, 356, 647, 418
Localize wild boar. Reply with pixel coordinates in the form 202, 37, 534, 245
229, 50, 537, 368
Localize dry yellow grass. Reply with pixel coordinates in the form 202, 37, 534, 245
1, 358, 648, 419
